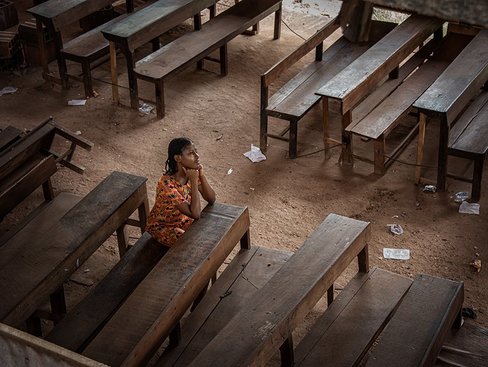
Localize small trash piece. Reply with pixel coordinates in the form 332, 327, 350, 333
462, 307, 477, 319
387, 224, 404, 235
243, 144, 266, 163
383, 248, 410, 260
0, 86, 17, 96
459, 201, 480, 215
227, 168, 233, 175
453, 191, 469, 203
216, 134, 223, 141
68, 99, 87, 106
470, 259, 482, 273
75, 130, 82, 135
138, 103, 153, 114
423, 185, 436, 193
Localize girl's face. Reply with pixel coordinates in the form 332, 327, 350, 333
177, 144, 200, 169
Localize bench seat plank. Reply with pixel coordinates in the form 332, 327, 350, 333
0, 171, 147, 327
348, 60, 449, 139
186, 214, 370, 367
294, 268, 412, 367
0, 126, 23, 153
413, 30, 488, 123
364, 274, 463, 367
82, 203, 250, 367
158, 246, 293, 367
317, 15, 443, 113
46, 232, 167, 352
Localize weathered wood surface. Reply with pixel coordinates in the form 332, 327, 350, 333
46, 232, 167, 352
413, 30, 488, 123
0, 126, 22, 153
0, 323, 106, 367
317, 15, 443, 113
186, 214, 370, 367
157, 246, 293, 367
82, 203, 250, 367
294, 268, 412, 367
364, 274, 464, 367
0, 172, 148, 327
369, 0, 488, 29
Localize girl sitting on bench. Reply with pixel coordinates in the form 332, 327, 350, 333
146, 137, 216, 247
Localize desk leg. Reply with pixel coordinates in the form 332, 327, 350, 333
50, 286, 67, 323
124, 50, 139, 109
274, 4, 282, 39
138, 197, 149, 234
437, 116, 449, 192
110, 42, 119, 104
240, 229, 251, 250
53, 30, 68, 88
280, 335, 294, 367
322, 97, 331, 160
116, 224, 129, 257
36, 19, 50, 80
341, 108, 353, 165
415, 112, 427, 184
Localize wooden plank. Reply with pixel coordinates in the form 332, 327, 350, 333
349, 60, 449, 139
46, 232, 167, 352
317, 15, 443, 113
157, 246, 293, 367
294, 268, 412, 367
186, 214, 370, 367
450, 101, 488, 155
0, 126, 22, 153
82, 203, 250, 367
0, 156, 57, 218
364, 274, 464, 367
413, 30, 488, 124
0, 172, 148, 327
0, 323, 106, 367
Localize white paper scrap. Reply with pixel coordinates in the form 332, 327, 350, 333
68, 99, 87, 106
0, 86, 17, 96
459, 201, 480, 215
243, 144, 266, 163
383, 248, 410, 260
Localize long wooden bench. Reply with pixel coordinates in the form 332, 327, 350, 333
260, 19, 403, 158
133, 0, 282, 118
344, 32, 472, 174
413, 29, 488, 192
179, 213, 371, 367
79, 203, 250, 367
0, 171, 149, 335
316, 14, 443, 165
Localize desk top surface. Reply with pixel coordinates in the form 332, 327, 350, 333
27, 0, 114, 23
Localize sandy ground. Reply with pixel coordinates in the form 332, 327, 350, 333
1, 0, 487, 343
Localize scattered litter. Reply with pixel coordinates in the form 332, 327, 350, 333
243, 144, 266, 163
227, 168, 233, 175
453, 191, 469, 203
249, 187, 255, 191
387, 223, 404, 235
383, 248, 410, 260
462, 307, 477, 319
83, 268, 90, 273
470, 259, 482, 273
392, 215, 399, 218
216, 134, 223, 141
68, 99, 87, 106
423, 185, 436, 193
138, 103, 154, 114
75, 130, 82, 135
0, 86, 17, 96
459, 201, 480, 215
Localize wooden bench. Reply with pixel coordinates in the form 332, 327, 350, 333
27, 0, 134, 96
344, 32, 472, 174
78, 203, 250, 366
316, 14, 443, 165
133, 0, 283, 118
294, 270, 463, 367
446, 91, 488, 201
0, 171, 149, 335
413, 29, 488, 192
175, 213, 370, 367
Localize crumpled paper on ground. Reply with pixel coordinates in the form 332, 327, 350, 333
0, 86, 17, 96
459, 201, 480, 215
383, 248, 410, 260
243, 144, 266, 163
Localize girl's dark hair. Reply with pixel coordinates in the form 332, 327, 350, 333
165, 137, 193, 174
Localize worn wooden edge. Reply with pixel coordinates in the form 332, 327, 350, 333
0, 323, 107, 367
53, 124, 94, 150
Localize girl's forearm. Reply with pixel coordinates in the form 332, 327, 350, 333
190, 179, 202, 219
200, 175, 216, 204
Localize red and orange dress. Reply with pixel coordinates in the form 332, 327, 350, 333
146, 174, 195, 246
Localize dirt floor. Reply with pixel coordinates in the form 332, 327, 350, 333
1, 0, 487, 342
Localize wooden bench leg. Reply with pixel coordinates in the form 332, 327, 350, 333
437, 116, 450, 192
54, 30, 68, 89
389, 66, 399, 79
340, 110, 354, 165
322, 97, 332, 160
151, 38, 160, 52
252, 22, 260, 35
471, 155, 484, 202
358, 245, 369, 273
274, 4, 282, 39
374, 137, 386, 175
116, 224, 129, 258
138, 199, 149, 234
42, 178, 55, 201
26, 315, 43, 336
219, 44, 228, 76
415, 112, 427, 184
280, 335, 294, 367
168, 322, 181, 349
289, 119, 298, 159
193, 12, 202, 31
50, 286, 67, 324
81, 60, 94, 98
240, 230, 251, 250
209, 4, 216, 18
260, 108, 268, 154
155, 79, 165, 119
327, 284, 334, 306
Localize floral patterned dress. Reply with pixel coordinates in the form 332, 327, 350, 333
146, 174, 195, 246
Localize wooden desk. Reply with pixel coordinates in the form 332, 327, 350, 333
101, 0, 217, 109
27, 0, 133, 87
0, 171, 148, 330
413, 30, 488, 190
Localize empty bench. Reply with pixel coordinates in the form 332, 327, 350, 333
73, 203, 250, 366
0, 171, 149, 336
133, 0, 283, 118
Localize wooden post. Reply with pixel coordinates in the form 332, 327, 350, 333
289, 120, 298, 159
274, 4, 282, 39
341, 108, 354, 165
415, 112, 427, 184
155, 79, 165, 119
109, 41, 119, 104
219, 44, 228, 76
260, 75, 269, 153
374, 137, 386, 175
437, 115, 449, 192
322, 97, 331, 159
36, 18, 49, 78
471, 155, 484, 202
